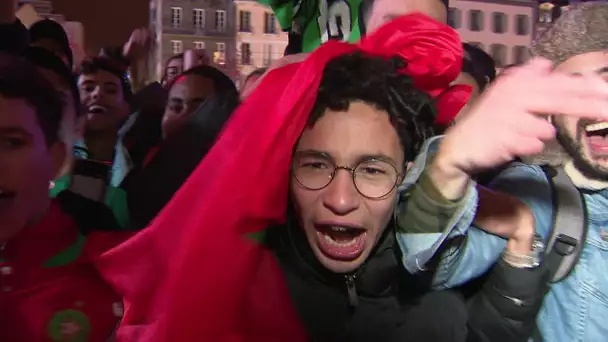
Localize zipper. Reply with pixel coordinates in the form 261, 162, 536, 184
345, 274, 358, 308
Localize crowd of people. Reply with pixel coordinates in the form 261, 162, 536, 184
0, 0, 607, 340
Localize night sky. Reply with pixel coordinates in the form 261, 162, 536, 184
51, 0, 148, 53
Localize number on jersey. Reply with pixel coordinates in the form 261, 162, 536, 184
318, 0, 352, 43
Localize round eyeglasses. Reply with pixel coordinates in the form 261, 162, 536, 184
292, 153, 401, 199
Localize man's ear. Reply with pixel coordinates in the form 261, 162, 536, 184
49, 140, 67, 180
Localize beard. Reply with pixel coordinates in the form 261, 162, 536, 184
555, 119, 608, 182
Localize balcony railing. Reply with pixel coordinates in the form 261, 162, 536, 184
163, 19, 234, 36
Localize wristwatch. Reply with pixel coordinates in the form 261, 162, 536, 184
502, 234, 545, 269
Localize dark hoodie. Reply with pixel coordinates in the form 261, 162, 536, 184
266, 218, 469, 342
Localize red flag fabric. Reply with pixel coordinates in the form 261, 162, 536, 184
95, 13, 469, 342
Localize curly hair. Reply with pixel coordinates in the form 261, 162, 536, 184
309, 51, 438, 163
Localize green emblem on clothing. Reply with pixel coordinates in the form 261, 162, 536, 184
47, 309, 91, 342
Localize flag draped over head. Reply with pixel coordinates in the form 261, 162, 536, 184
95, 13, 470, 342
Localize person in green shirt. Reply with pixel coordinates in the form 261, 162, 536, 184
258, 0, 448, 54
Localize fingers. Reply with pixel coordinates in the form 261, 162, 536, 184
498, 62, 608, 120
509, 136, 546, 156
514, 114, 556, 141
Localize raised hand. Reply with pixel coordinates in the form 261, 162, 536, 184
430, 58, 608, 199
123, 27, 154, 62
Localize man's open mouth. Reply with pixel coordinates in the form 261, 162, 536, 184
585, 122, 608, 157
314, 224, 367, 261
88, 104, 108, 115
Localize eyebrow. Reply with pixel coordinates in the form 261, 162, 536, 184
0, 126, 33, 137
596, 66, 608, 75
295, 149, 398, 166
570, 66, 608, 77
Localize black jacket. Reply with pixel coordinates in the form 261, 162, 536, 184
266, 222, 469, 342
466, 260, 550, 342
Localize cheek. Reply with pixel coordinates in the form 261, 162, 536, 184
6, 150, 54, 191
290, 179, 317, 221
563, 118, 581, 139
366, 195, 397, 232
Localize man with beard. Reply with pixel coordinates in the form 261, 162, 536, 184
396, 3, 608, 341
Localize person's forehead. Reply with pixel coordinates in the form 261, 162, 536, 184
170, 75, 214, 96
555, 51, 608, 75
78, 70, 121, 85
298, 103, 403, 164
0, 95, 39, 131
168, 58, 184, 68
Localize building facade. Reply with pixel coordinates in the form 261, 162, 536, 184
18, 0, 64, 21
448, 0, 536, 68
233, 0, 288, 83
150, 0, 238, 80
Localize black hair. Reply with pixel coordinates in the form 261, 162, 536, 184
25, 46, 82, 118
462, 43, 496, 91
0, 53, 64, 145
310, 52, 438, 163
29, 19, 74, 68
245, 67, 267, 84
170, 65, 238, 99
79, 56, 133, 104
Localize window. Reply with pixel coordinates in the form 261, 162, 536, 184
214, 42, 226, 65
490, 44, 507, 68
239, 11, 252, 32
469, 10, 484, 32
263, 44, 273, 66
241, 43, 251, 65
171, 7, 182, 27
492, 12, 507, 34
513, 46, 528, 65
515, 14, 529, 35
448, 8, 461, 29
194, 41, 205, 50
264, 13, 277, 34
215, 10, 226, 32
538, 3, 555, 23
171, 40, 183, 54
193, 9, 205, 29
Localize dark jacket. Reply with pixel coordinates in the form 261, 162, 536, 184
121, 93, 238, 229
466, 260, 550, 342
266, 221, 469, 342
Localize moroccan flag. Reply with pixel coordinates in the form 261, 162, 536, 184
94, 13, 469, 342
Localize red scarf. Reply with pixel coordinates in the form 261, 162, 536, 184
96, 13, 470, 341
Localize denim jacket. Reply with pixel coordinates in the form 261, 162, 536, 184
396, 137, 608, 342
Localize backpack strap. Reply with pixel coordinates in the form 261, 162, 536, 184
540, 166, 588, 283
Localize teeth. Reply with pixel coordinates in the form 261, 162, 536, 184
331, 226, 350, 232
323, 234, 358, 247
586, 122, 608, 132
88, 105, 108, 113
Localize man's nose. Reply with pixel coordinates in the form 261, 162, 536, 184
91, 86, 103, 100
321, 169, 360, 215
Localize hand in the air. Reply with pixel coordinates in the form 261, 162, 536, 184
437, 57, 608, 176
